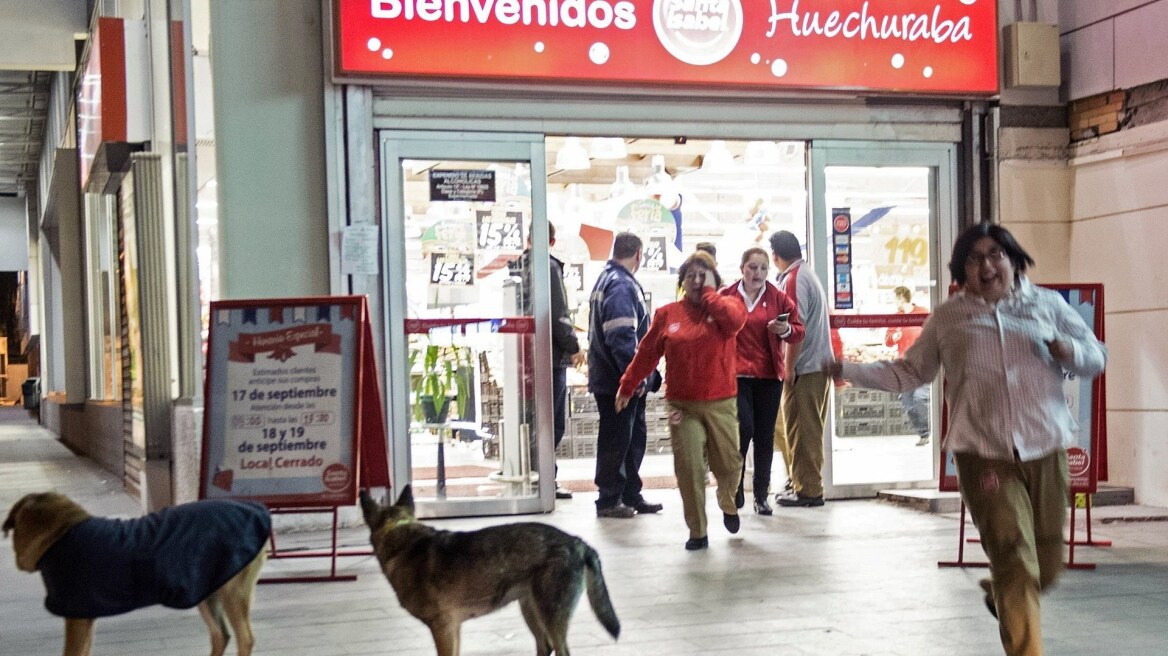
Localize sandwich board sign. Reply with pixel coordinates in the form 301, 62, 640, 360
199, 295, 389, 507
939, 283, 1106, 494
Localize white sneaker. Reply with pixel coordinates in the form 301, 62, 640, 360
915, 436, 930, 447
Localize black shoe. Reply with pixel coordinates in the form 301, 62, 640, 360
734, 484, 745, 509
630, 500, 663, 514
555, 485, 573, 499
723, 512, 740, 534
979, 579, 998, 619
596, 502, 636, 518
776, 491, 825, 507
754, 497, 773, 515
684, 536, 709, 551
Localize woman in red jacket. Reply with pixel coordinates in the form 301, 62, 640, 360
720, 247, 804, 515
617, 251, 747, 551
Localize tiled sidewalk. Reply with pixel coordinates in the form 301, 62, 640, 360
3, 412, 1167, 655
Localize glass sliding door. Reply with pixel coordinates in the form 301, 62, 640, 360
380, 131, 554, 518
809, 142, 957, 498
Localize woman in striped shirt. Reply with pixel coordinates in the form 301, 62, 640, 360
826, 223, 1106, 656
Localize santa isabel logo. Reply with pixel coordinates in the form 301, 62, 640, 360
370, 0, 637, 29
653, 0, 744, 67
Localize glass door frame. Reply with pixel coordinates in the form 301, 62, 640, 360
809, 140, 958, 500
379, 130, 555, 517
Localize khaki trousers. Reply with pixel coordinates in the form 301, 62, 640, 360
956, 450, 1068, 656
776, 372, 830, 497
667, 397, 742, 540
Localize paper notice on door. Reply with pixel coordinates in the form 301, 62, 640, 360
342, 224, 380, 275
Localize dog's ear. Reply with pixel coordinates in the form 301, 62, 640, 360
359, 489, 382, 527
394, 485, 415, 514
2, 496, 28, 538
5, 492, 91, 572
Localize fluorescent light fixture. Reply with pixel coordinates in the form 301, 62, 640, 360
609, 164, 636, 199
555, 137, 591, 170
644, 154, 672, 195
590, 137, 628, 160
701, 140, 735, 171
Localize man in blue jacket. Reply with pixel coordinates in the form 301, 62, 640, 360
588, 232, 662, 518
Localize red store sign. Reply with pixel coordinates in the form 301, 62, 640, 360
332, 0, 998, 94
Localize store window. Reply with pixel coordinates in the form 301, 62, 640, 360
542, 136, 809, 464
84, 192, 121, 401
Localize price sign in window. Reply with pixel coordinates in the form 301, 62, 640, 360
643, 236, 668, 272
476, 209, 524, 251
429, 252, 475, 286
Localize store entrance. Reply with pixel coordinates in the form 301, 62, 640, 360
809, 142, 957, 499
380, 131, 556, 518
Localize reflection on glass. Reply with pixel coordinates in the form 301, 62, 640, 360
402, 159, 541, 503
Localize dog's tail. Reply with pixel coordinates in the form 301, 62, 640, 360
583, 545, 621, 639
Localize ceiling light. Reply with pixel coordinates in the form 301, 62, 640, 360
555, 137, 591, 170
701, 140, 735, 172
744, 141, 781, 167
609, 165, 636, 199
590, 137, 628, 160
643, 154, 672, 195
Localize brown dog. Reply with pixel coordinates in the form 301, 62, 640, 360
3, 492, 270, 656
361, 486, 621, 656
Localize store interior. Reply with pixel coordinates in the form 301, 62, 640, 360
399, 135, 938, 503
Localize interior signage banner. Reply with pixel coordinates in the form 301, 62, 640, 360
333, 0, 998, 94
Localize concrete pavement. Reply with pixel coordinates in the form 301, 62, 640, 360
3, 409, 1168, 655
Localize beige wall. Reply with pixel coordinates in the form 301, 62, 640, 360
997, 118, 1168, 506
1068, 127, 1168, 506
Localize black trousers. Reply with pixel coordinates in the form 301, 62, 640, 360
552, 367, 567, 479
592, 392, 647, 510
736, 377, 783, 499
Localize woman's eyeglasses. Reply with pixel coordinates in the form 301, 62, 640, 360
965, 247, 1006, 267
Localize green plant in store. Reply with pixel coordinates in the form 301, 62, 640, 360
410, 343, 474, 424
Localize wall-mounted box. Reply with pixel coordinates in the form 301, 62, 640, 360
1004, 22, 1061, 89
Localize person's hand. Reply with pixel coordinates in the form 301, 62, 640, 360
703, 269, 717, 289
1046, 338, 1073, 363
571, 351, 586, 368
767, 317, 790, 335
614, 393, 631, 413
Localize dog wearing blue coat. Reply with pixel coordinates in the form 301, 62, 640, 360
3, 492, 270, 656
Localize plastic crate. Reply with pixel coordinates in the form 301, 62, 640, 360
570, 394, 598, 415
571, 416, 601, 440
836, 418, 882, 437
555, 435, 575, 459
840, 403, 885, 420
573, 435, 598, 458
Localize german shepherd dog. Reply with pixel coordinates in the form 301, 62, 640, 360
3, 492, 270, 656
360, 486, 621, 656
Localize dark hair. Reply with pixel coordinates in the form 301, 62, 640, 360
612, 232, 643, 260
740, 247, 768, 267
894, 286, 912, 302
948, 223, 1034, 286
547, 222, 556, 242
768, 230, 802, 262
695, 242, 717, 259
677, 251, 720, 290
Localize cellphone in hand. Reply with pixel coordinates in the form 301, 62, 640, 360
777, 313, 790, 322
